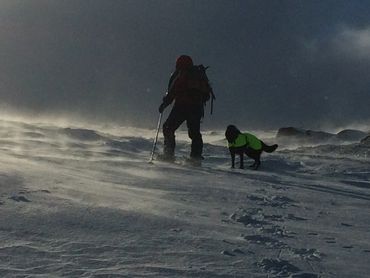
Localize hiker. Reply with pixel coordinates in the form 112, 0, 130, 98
158, 55, 213, 163
225, 125, 278, 170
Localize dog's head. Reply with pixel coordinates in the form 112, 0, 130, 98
225, 125, 241, 144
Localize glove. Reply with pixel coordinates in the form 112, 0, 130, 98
158, 103, 166, 113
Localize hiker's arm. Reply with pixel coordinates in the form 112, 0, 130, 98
159, 90, 176, 113
159, 70, 183, 112
159, 71, 180, 113
162, 91, 175, 106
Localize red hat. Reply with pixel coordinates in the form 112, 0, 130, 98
176, 55, 193, 70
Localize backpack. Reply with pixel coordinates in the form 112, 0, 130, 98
186, 65, 216, 114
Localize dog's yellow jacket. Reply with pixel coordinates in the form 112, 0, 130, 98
227, 133, 262, 150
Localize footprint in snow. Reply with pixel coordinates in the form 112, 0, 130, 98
246, 194, 265, 202
9, 195, 31, 202
259, 225, 295, 238
244, 235, 287, 248
221, 250, 235, 256
256, 258, 301, 276
263, 214, 284, 222
323, 237, 336, 244
286, 213, 307, 221
342, 245, 353, 249
230, 208, 269, 227
289, 248, 324, 262
308, 232, 318, 236
232, 248, 245, 254
290, 272, 319, 278
221, 248, 249, 256
259, 195, 298, 208
232, 214, 268, 226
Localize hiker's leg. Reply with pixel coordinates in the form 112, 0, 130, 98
163, 107, 185, 157
186, 112, 203, 158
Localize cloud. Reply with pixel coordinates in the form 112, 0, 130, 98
303, 25, 370, 62
332, 26, 370, 60
2, 2, 370, 129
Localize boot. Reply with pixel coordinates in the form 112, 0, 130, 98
157, 153, 175, 162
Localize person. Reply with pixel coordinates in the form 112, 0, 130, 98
158, 55, 212, 163
225, 125, 278, 170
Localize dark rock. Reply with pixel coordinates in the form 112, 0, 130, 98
360, 135, 370, 146
276, 127, 334, 144
336, 129, 368, 141
277, 127, 306, 138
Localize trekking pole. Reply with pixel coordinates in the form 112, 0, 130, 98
149, 113, 163, 163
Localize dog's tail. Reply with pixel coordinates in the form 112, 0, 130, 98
261, 142, 278, 153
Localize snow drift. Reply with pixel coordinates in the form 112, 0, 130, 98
0, 119, 369, 277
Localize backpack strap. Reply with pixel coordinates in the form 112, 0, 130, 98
200, 65, 216, 115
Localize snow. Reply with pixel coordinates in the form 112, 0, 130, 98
0, 119, 370, 277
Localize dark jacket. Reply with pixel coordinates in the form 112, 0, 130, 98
163, 67, 211, 108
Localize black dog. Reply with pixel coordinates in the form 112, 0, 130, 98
225, 125, 278, 170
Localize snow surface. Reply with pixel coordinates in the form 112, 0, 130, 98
0, 119, 369, 277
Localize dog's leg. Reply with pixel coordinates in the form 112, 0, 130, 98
239, 153, 244, 169
245, 147, 262, 170
253, 160, 261, 170
253, 153, 261, 170
229, 148, 235, 168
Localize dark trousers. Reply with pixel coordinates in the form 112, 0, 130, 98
163, 105, 203, 158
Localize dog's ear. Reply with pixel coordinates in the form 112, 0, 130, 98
225, 126, 234, 143
229, 125, 241, 135
225, 125, 241, 143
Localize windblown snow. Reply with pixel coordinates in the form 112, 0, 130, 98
0, 119, 369, 277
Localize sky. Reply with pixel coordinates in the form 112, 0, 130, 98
1, 0, 370, 130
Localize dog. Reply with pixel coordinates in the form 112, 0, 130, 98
225, 125, 278, 170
